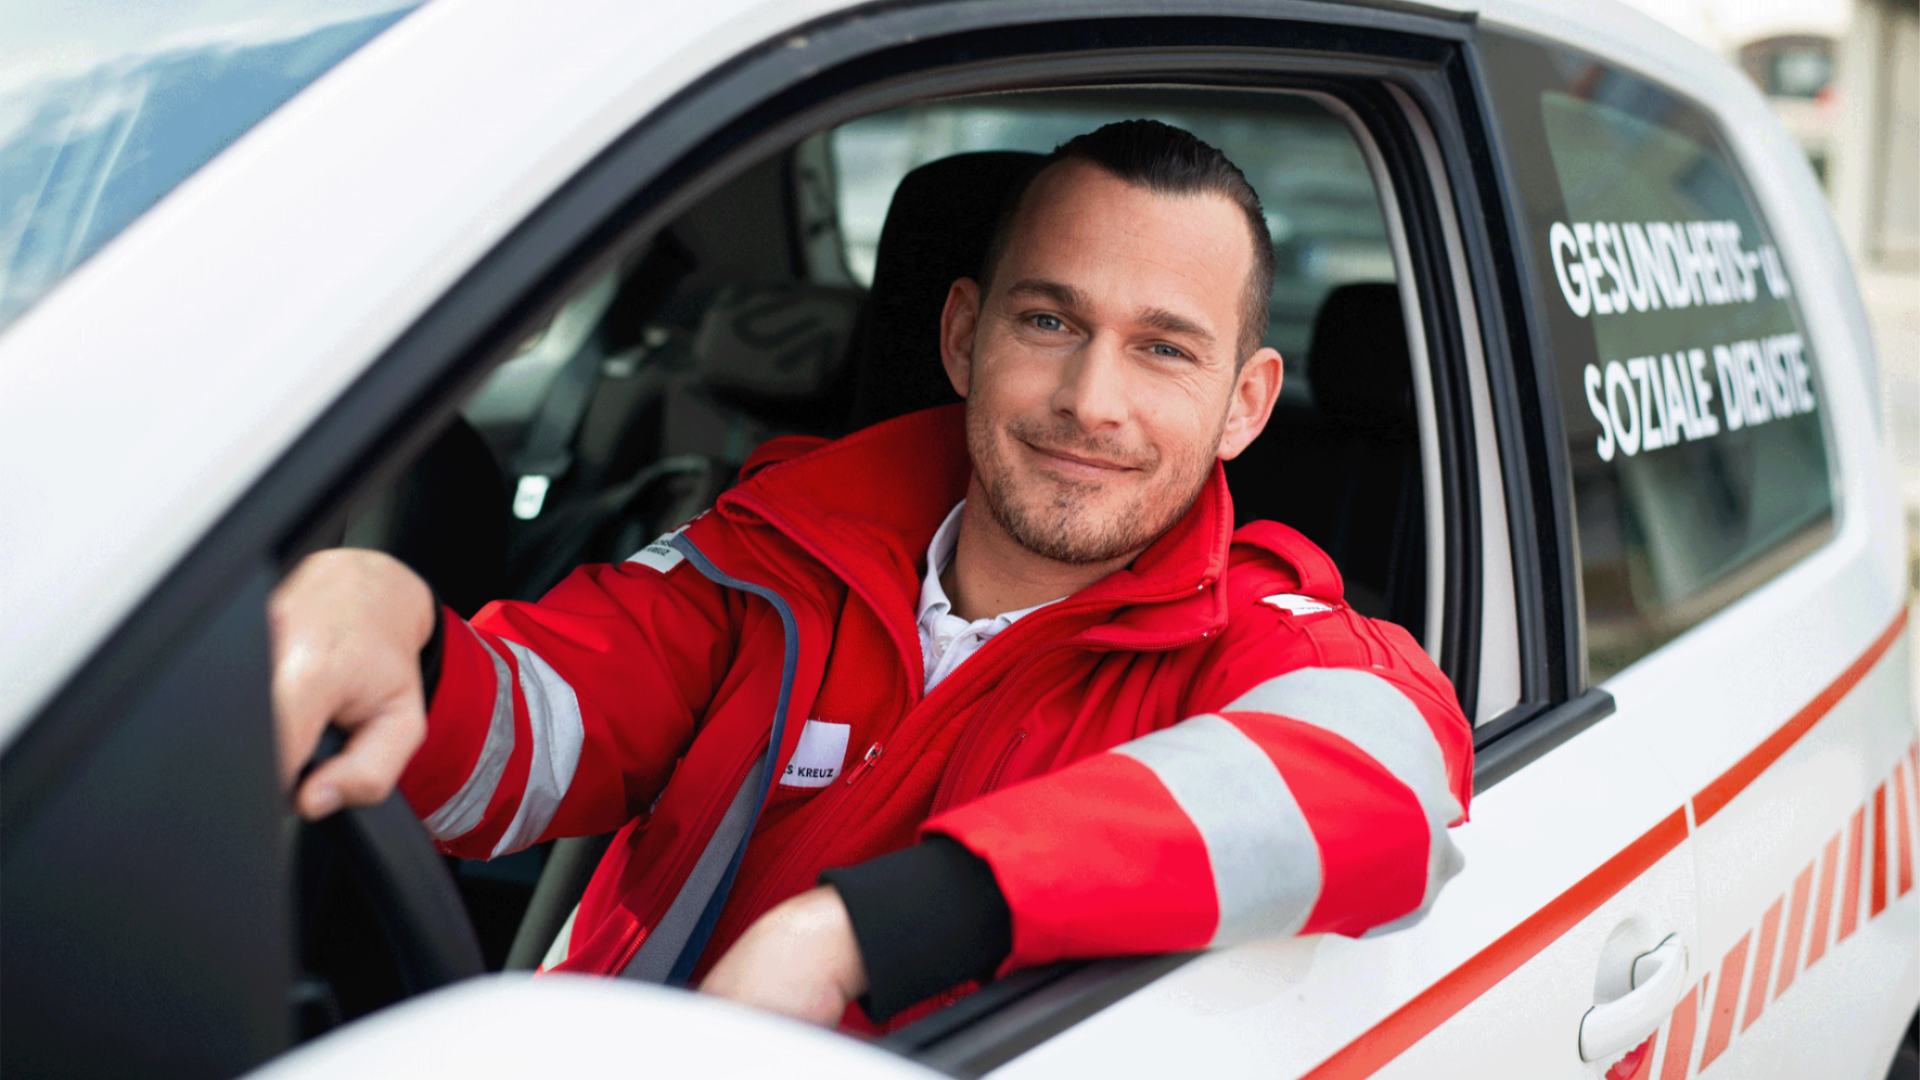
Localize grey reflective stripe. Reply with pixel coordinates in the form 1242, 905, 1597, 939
490, 641, 586, 857
423, 628, 515, 841
620, 532, 800, 986
621, 762, 763, 982
1113, 714, 1322, 945
1227, 667, 1465, 929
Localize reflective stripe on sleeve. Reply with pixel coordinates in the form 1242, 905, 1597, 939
490, 640, 586, 857
1226, 667, 1464, 932
1113, 714, 1323, 946
422, 628, 516, 841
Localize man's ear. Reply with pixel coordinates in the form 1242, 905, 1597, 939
1217, 346, 1284, 461
939, 278, 982, 398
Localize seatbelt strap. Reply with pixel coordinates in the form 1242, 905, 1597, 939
620, 533, 800, 985
508, 272, 617, 519
510, 236, 696, 520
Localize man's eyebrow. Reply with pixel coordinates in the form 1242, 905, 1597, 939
1137, 306, 1216, 345
1004, 279, 1217, 345
1003, 278, 1087, 308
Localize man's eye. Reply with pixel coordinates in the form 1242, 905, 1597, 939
1151, 343, 1186, 359
1031, 314, 1065, 332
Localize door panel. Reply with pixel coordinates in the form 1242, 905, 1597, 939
1, 566, 291, 1080
1476, 26, 1919, 1079
988, 696, 1700, 1078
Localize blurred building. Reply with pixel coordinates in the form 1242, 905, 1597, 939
1829, 0, 1918, 271
1737, 33, 1839, 184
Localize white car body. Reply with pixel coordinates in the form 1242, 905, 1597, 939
1, 1, 1912, 1078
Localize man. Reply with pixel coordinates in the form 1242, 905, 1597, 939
271, 121, 1472, 1030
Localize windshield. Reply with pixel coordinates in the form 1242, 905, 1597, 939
0, 1, 420, 334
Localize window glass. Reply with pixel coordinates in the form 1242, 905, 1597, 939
829, 90, 1393, 403
1484, 35, 1834, 682
0, 1, 420, 333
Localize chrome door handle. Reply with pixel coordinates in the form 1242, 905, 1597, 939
1579, 934, 1689, 1062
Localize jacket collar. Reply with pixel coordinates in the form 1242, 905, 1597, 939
715, 404, 1240, 645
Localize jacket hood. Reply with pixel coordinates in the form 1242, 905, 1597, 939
714, 404, 1334, 646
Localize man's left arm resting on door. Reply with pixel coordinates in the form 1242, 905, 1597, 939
918, 599, 1473, 978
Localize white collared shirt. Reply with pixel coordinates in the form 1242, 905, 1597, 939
917, 501, 1063, 693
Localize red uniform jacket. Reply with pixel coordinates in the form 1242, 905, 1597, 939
398, 405, 1472, 1002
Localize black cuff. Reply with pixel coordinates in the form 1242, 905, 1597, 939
819, 835, 1012, 1022
419, 598, 447, 709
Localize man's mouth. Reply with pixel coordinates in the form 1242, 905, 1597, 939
1022, 440, 1141, 476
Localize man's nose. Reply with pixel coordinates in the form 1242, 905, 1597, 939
1050, 333, 1129, 431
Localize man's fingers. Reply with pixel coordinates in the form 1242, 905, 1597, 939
273, 630, 353, 791
294, 691, 428, 819
266, 548, 438, 800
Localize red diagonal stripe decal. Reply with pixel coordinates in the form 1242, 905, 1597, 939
1658, 980, 1702, 1080
1742, 895, 1782, 1031
1838, 805, 1865, 942
1871, 784, 1889, 918
1896, 762, 1915, 898
1774, 862, 1814, 999
1698, 933, 1749, 1070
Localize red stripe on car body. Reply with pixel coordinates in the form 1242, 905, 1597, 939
1693, 608, 1907, 825
1288, 607, 1907, 1078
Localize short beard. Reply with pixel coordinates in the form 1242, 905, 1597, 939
968, 405, 1219, 565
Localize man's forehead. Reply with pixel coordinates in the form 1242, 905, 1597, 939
993, 167, 1247, 331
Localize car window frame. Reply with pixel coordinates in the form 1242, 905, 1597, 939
4, 2, 1536, 1073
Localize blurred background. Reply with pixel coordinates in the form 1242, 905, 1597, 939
1619, 0, 1919, 593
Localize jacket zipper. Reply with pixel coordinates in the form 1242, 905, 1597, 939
929, 642, 1074, 812
845, 742, 883, 785
980, 731, 1026, 795
717, 739, 881, 944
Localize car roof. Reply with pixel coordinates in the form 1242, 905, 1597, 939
0, 0, 1846, 751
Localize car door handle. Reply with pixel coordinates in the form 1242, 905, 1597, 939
1579, 934, 1689, 1062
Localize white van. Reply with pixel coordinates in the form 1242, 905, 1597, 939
1, 1, 1913, 1077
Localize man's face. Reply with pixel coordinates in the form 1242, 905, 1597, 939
940, 160, 1282, 565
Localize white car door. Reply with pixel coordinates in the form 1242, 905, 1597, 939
1477, 26, 1918, 1080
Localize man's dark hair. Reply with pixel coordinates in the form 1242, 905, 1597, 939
978, 120, 1275, 360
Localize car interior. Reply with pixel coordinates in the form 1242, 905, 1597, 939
308, 85, 1430, 1032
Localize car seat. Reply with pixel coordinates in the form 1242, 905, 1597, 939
844, 151, 1045, 429
342, 416, 509, 619
1223, 281, 1425, 631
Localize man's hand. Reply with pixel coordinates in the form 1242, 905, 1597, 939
699, 885, 869, 1026
268, 548, 437, 819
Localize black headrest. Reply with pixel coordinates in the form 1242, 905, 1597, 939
845, 151, 1046, 430
1305, 282, 1415, 443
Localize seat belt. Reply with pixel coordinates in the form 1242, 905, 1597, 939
509, 235, 696, 520
621, 533, 800, 985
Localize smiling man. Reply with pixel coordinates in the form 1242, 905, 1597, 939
270, 121, 1474, 1030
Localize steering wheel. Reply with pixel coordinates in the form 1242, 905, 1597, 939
295, 729, 485, 1028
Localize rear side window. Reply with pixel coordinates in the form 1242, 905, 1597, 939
1483, 35, 1834, 682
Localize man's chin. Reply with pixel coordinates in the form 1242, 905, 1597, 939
993, 494, 1156, 566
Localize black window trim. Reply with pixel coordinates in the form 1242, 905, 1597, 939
1450, 22, 1620, 787
5, 1, 1543, 1074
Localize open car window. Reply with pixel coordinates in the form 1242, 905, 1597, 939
831, 91, 1395, 405
354, 76, 1467, 1038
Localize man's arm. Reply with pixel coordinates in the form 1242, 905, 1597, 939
917, 600, 1471, 977
269, 540, 744, 858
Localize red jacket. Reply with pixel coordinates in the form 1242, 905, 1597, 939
399, 405, 1472, 1004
